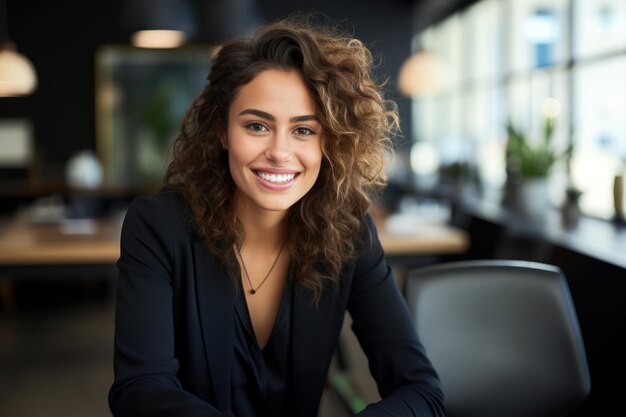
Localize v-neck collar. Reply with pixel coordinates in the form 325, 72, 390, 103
234, 275, 293, 352
193, 241, 346, 417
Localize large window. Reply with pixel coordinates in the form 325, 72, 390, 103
411, 0, 626, 219
574, 0, 626, 59
571, 57, 626, 218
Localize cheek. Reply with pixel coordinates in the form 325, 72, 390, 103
302, 140, 323, 171
227, 134, 252, 166
310, 154, 323, 174
226, 139, 248, 181
310, 147, 323, 175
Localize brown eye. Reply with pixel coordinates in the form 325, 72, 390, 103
294, 127, 314, 135
245, 122, 269, 132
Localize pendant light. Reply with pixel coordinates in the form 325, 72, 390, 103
126, 0, 195, 49
0, 0, 37, 96
397, 49, 445, 98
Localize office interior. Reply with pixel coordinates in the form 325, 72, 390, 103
0, 0, 624, 416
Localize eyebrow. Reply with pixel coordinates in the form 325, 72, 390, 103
239, 108, 319, 123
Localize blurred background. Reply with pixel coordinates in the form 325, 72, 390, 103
1, 0, 625, 416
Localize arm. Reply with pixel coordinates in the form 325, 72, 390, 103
347, 215, 446, 417
108, 196, 232, 417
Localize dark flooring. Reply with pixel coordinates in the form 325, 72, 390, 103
0, 279, 367, 417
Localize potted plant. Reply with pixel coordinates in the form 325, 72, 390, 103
504, 117, 572, 221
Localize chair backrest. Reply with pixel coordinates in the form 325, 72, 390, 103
405, 260, 591, 417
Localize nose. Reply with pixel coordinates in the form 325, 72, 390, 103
265, 132, 293, 164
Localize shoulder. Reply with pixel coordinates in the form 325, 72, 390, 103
119, 188, 198, 274
128, 187, 185, 215
123, 187, 193, 241
349, 212, 386, 277
359, 212, 383, 256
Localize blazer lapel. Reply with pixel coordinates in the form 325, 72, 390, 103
193, 241, 235, 411
291, 283, 348, 417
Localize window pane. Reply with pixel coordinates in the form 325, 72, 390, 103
436, 93, 465, 164
571, 57, 626, 218
574, 0, 626, 59
465, 86, 507, 190
466, 0, 505, 81
422, 15, 464, 90
414, 97, 437, 142
414, 94, 460, 141
508, 0, 569, 72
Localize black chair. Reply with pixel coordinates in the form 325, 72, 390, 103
405, 260, 591, 417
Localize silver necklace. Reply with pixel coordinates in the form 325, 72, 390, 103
235, 241, 286, 295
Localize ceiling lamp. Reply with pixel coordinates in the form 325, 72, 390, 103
0, 1, 37, 96
397, 49, 445, 98
0, 42, 37, 96
131, 30, 186, 49
126, 0, 195, 49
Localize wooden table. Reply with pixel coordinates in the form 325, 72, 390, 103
0, 213, 467, 265
0, 213, 468, 311
0, 217, 122, 312
372, 211, 469, 293
376, 216, 469, 256
0, 218, 121, 266
0, 211, 469, 265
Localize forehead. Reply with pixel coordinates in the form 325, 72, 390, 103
229, 69, 317, 116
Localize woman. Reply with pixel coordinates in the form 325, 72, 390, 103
109, 17, 445, 417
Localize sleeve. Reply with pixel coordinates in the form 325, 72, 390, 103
347, 214, 446, 417
108, 196, 233, 417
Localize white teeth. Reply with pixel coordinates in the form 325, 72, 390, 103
258, 172, 296, 183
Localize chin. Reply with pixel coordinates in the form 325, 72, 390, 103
258, 200, 298, 213
256, 192, 308, 212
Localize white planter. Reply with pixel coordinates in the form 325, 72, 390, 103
515, 178, 550, 222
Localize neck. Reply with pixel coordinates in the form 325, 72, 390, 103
235, 198, 287, 248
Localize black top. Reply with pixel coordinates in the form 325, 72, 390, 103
109, 190, 445, 417
230, 278, 295, 417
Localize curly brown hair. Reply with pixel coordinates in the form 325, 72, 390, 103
165, 16, 398, 301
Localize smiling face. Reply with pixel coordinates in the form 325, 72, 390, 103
226, 69, 323, 220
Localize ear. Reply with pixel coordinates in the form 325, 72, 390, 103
220, 134, 229, 150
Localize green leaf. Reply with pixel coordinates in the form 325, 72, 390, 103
505, 117, 571, 178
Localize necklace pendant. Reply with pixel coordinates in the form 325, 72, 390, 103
236, 240, 286, 297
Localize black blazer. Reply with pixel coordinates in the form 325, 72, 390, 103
109, 190, 445, 417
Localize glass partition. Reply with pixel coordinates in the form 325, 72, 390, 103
95, 46, 213, 187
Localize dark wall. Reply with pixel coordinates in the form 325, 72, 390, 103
0, 0, 414, 183
411, 0, 479, 32
0, 0, 130, 180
